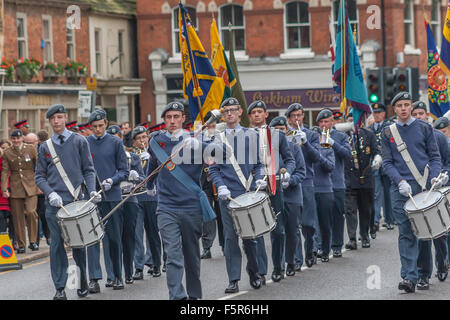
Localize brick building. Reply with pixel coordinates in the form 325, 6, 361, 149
137, 0, 447, 126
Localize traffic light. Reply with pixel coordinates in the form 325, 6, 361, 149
383, 67, 395, 104
366, 68, 383, 104
393, 67, 408, 93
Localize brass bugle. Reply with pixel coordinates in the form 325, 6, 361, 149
320, 128, 332, 149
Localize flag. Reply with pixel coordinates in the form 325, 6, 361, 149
329, 14, 339, 94
178, 3, 224, 125
210, 18, 236, 101
439, 0, 450, 76
227, 24, 250, 127
426, 17, 450, 119
333, 0, 371, 131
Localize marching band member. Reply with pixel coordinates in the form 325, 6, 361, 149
208, 97, 265, 294
285, 103, 321, 268
86, 109, 129, 292
381, 92, 445, 293
317, 109, 352, 258
133, 126, 162, 278
147, 101, 214, 300
411, 101, 449, 285
269, 116, 306, 276
35, 104, 99, 300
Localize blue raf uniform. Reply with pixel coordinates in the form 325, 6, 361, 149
35, 104, 97, 299
381, 92, 442, 292
86, 109, 129, 290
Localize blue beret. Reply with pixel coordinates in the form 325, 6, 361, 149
107, 125, 121, 135
372, 103, 386, 113
132, 126, 147, 139
10, 129, 23, 137
46, 104, 66, 119
220, 97, 240, 109
88, 109, 107, 124
248, 100, 267, 114
161, 101, 185, 118
285, 103, 304, 117
391, 91, 412, 106
269, 116, 288, 128
316, 109, 333, 122
412, 101, 427, 111
434, 117, 449, 130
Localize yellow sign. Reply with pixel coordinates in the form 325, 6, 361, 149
86, 77, 97, 91
0, 233, 22, 272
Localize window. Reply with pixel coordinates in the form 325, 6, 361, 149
431, 0, 441, 47
332, 0, 359, 45
285, 1, 310, 50
66, 28, 76, 60
16, 13, 28, 59
42, 16, 53, 63
95, 29, 102, 75
404, 0, 415, 47
118, 31, 124, 74
220, 4, 245, 51
172, 6, 197, 56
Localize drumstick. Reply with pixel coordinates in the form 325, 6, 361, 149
424, 172, 443, 202
227, 196, 244, 207
254, 175, 267, 194
78, 190, 102, 212
409, 193, 419, 209
60, 204, 71, 216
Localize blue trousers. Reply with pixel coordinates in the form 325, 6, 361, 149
315, 192, 334, 256
141, 201, 162, 267
88, 202, 123, 281
331, 189, 345, 251
374, 172, 394, 224
295, 206, 304, 265
157, 210, 202, 300
255, 236, 268, 276
134, 205, 153, 270
300, 186, 317, 259
282, 202, 301, 266
418, 236, 448, 279
45, 201, 87, 290
219, 199, 259, 281
269, 188, 285, 271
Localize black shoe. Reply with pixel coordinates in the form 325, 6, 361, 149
333, 250, 342, 258
88, 280, 100, 294
260, 275, 266, 286
225, 280, 239, 294
16, 247, 25, 254
345, 240, 357, 250
152, 265, 161, 278
105, 279, 114, 288
295, 264, 302, 271
271, 269, 283, 282
386, 224, 394, 230
247, 267, 262, 289
53, 288, 67, 300
286, 264, 296, 276
77, 281, 89, 298
370, 232, 377, 239
305, 255, 314, 268
46, 238, 51, 246
113, 277, 124, 290
362, 239, 371, 248
201, 248, 212, 259
382, 223, 388, 228
437, 270, 448, 282
133, 269, 143, 280
125, 277, 134, 284
147, 264, 154, 275
316, 250, 323, 258
374, 222, 380, 232
416, 278, 429, 290
398, 279, 415, 293
321, 255, 329, 263
162, 264, 166, 273
28, 243, 39, 251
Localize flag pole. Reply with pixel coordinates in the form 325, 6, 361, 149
340, 0, 347, 116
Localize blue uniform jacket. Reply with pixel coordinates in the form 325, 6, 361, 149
330, 129, 352, 190
313, 146, 335, 193
283, 141, 306, 205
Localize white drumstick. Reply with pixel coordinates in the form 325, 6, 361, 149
254, 175, 268, 195
227, 196, 244, 207
409, 193, 419, 209
424, 172, 443, 203
60, 204, 71, 216
78, 190, 102, 212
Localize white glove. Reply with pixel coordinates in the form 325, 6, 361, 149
90, 191, 102, 204
102, 178, 113, 191
398, 180, 412, 197
281, 171, 291, 183
48, 192, 63, 207
184, 136, 200, 151
129, 170, 140, 181
139, 151, 150, 161
431, 176, 444, 189
371, 154, 382, 170
218, 185, 231, 201
327, 136, 335, 146
298, 131, 307, 145
282, 181, 289, 189
256, 179, 267, 190
147, 185, 157, 197
442, 172, 449, 186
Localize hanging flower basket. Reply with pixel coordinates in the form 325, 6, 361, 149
16, 57, 41, 83
65, 60, 87, 84
43, 62, 65, 83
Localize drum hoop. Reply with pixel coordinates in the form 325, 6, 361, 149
56, 201, 98, 220
404, 192, 444, 213
228, 192, 269, 210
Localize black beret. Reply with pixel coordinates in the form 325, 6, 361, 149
107, 125, 121, 135
161, 101, 185, 118
46, 104, 66, 119
316, 109, 333, 122
132, 126, 147, 139
247, 100, 267, 114
220, 97, 240, 109
10, 129, 23, 137
391, 91, 412, 106
372, 103, 386, 113
88, 109, 107, 124
285, 103, 304, 117
269, 116, 288, 128
434, 117, 449, 130
412, 101, 427, 111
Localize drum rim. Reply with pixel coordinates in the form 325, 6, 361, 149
228, 191, 269, 210
56, 200, 98, 219
404, 191, 444, 213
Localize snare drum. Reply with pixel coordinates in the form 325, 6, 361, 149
56, 201, 104, 248
228, 191, 277, 239
120, 181, 147, 197
439, 186, 450, 204
404, 191, 450, 240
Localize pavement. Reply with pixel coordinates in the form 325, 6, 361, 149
15, 239, 51, 265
